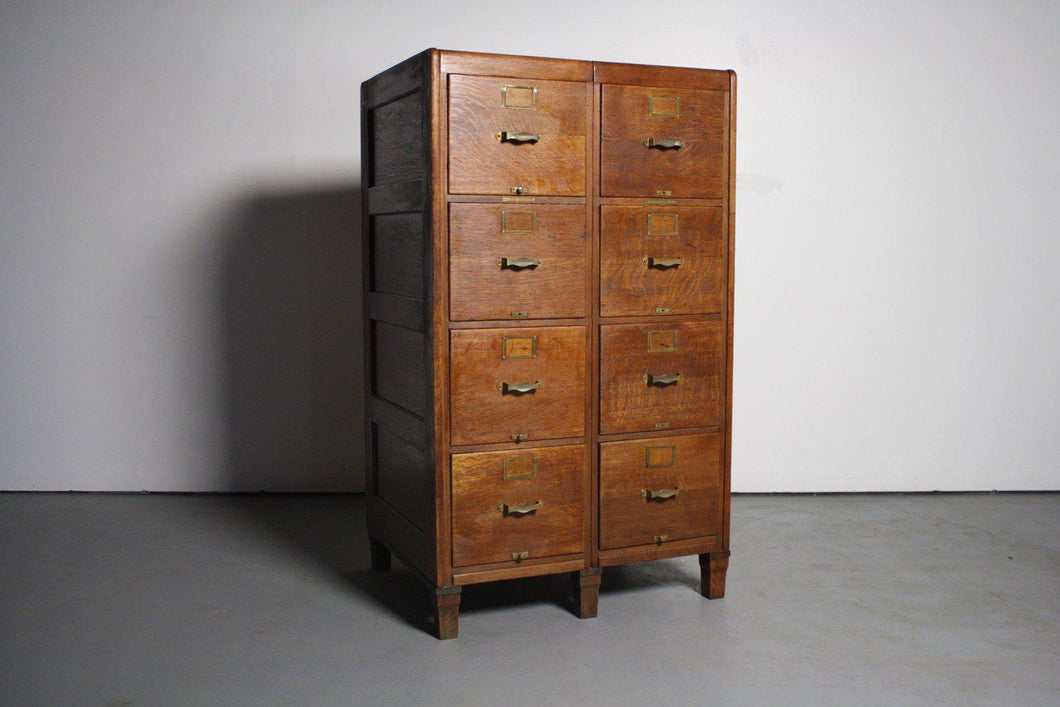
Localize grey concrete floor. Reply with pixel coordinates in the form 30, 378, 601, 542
1, 493, 1057, 706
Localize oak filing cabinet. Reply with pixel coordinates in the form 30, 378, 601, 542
361, 50, 734, 638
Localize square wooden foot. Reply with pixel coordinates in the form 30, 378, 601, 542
432, 587, 461, 640
699, 550, 730, 599
572, 567, 603, 619
368, 537, 391, 572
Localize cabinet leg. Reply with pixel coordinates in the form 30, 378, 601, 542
432, 587, 461, 640
572, 567, 603, 619
368, 536, 391, 572
699, 550, 730, 599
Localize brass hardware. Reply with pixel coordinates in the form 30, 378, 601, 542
501, 85, 537, 109
501, 211, 536, 234
653, 534, 669, 544
644, 137, 683, 149
654, 306, 672, 314
499, 500, 542, 515
643, 256, 683, 268
654, 422, 670, 430
503, 457, 538, 480
498, 380, 542, 394
510, 185, 527, 195
649, 94, 680, 117
512, 551, 530, 561
646, 445, 677, 468
647, 198, 678, 205
510, 311, 529, 318
647, 213, 679, 236
647, 330, 678, 353
502, 336, 537, 360
497, 131, 541, 144
644, 373, 683, 386
498, 256, 541, 270
511, 433, 529, 442
642, 486, 680, 500
655, 190, 672, 197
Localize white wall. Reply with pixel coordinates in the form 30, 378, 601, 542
1, 0, 1057, 492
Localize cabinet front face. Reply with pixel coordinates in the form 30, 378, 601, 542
450, 203, 587, 321
450, 326, 586, 446
599, 433, 722, 550
451, 444, 586, 567
599, 321, 724, 435
600, 205, 726, 318
448, 74, 588, 196
600, 84, 726, 198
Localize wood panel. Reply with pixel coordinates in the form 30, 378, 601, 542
371, 91, 426, 186
441, 50, 592, 82
450, 326, 586, 446
371, 212, 425, 299
451, 444, 586, 566
375, 424, 430, 534
599, 433, 723, 550
448, 75, 587, 196
600, 205, 725, 317
599, 320, 724, 434
449, 203, 586, 321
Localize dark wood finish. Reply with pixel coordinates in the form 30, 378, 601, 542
572, 567, 602, 618
600, 205, 726, 317
700, 549, 730, 599
363, 50, 734, 638
448, 75, 588, 196
599, 321, 725, 435
449, 203, 586, 321
451, 444, 586, 567
599, 433, 723, 550
601, 84, 726, 199
369, 536, 391, 571
450, 326, 586, 446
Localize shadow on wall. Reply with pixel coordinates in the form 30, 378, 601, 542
221, 184, 363, 492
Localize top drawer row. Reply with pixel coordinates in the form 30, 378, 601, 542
448, 75, 727, 199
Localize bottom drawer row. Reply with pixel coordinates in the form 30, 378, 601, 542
450, 433, 724, 568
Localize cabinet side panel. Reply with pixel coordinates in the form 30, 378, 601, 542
362, 51, 435, 583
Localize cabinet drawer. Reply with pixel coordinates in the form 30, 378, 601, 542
599, 433, 723, 550
600, 84, 726, 198
600, 321, 723, 435
450, 203, 586, 321
452, 444, 586, 567
451, 326, 586, 446
449, 75, 587, 196
600, 205, 725, 317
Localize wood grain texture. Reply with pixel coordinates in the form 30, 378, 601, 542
371, 91, 426, 186
593, 61, 732, 91
599, 320, 724, 435
699, 549, 730, 599
449, 203, 586, 321
601, 84, 726, 198
451, 444, 586, 566
600, 205, 726, 317
599, 433, 723, 550
450, 326, 586, 446
448, 75, 587, 196
441, 50, 592, 82
370, 212, 425, 299
572, 567, 602, 618
432, 587, 461, 640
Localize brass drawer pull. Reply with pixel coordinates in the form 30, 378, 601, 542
498, 131, 541, 144
643, 373, 683, 386
643, 256, 683, 269
500, 501, 542, 515
511, 433, 529, 442
643, 486, 680, 500
498, 380, 542, 394
654, 534, 669, 544
512, 551, 530, 561
643, 137, 683, 149
498, 256, 541, 270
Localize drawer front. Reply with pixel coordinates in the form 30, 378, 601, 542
451, 326, 586, 446
452, 444, 586, 567
600, 84, 726, 198
448, 75, 587, 196
450, 203, 586, 321
600, 321, 723, 435
600, 205, 725, 317
599, 433, 723, 550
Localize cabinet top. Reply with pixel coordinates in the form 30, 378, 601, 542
375, 49, 734, 91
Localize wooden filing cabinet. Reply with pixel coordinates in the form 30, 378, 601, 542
361, 49, 735, 638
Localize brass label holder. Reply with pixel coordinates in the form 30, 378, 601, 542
502, 335, 538, 359
502, 85, 537, 110
647, 213, 679, 236
503, 457, 539, 480
501, 211, 536, 235
647, 330, 678, 353
649, 94, 680, 117
646, 445, 677, 468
